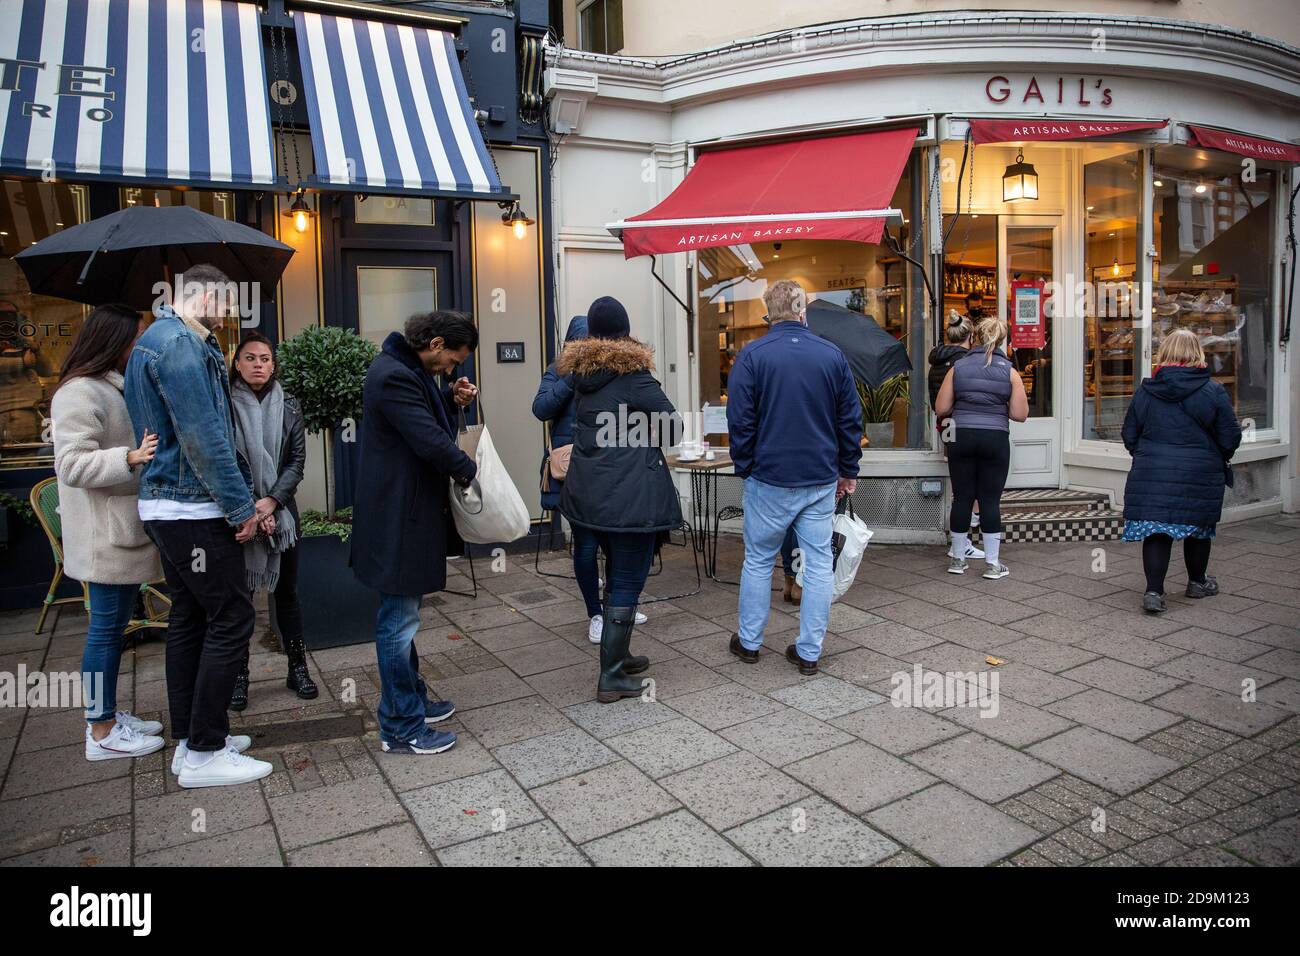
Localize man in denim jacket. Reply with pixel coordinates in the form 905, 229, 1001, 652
125, 264, 272, 789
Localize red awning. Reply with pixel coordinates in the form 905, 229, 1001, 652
1186, 125, 1300, 164
969, 118, 1167, 145
608, 127, 916, 258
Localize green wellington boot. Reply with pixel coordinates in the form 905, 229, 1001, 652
597, 605, 648, 703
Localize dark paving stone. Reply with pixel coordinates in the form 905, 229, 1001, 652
1027, 727, 1180, 795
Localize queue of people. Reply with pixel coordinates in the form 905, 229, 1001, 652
52, 265, 315, 784
47, 271, 1243, 778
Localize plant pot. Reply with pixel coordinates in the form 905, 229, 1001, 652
863, 422, 894, 449
292, 533, 381, 650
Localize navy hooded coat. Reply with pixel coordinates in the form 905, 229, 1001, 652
532, 316, 587, 510
1121, 365, 1241, 527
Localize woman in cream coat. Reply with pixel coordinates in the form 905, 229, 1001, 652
51, 304, 166, 762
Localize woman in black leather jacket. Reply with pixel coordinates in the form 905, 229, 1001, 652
228, 332, 318, 709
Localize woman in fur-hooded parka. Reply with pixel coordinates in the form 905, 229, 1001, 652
557, 336, 682, 533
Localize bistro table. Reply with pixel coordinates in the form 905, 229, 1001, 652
666, 450, 739, 584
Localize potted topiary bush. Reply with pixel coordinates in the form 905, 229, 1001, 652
276, 326, 379, 649
858, 374, 910, 449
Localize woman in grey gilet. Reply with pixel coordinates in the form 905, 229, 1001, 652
934, 317, 1029, 578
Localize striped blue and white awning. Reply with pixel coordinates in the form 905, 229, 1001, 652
293, 10, 508, 198
0, 0, 276, 189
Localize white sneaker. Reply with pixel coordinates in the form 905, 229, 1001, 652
947, 545, 986, 561
85, 723, 164, 761
177, 745, 273, 789
983, 562, 1010, 580
171, 735, 253, 776
635, 611, 648, 625
114, 710, 163, 736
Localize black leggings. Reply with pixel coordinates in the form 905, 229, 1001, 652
948, 427, 1011, 534
1142, 534, 1212, 594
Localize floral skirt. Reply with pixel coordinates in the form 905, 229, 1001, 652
1122, 519, 1216, 542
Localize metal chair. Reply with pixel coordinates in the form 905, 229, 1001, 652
30, 477, 88, 634
533, 511, 573, 579
640, 518, 702, 603
29, 477, 170, 637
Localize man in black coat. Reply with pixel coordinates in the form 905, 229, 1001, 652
351, 311, 478, 755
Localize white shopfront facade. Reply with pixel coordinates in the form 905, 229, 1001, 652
545, 12, 1300, 541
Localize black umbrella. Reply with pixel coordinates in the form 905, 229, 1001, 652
15, 205, 293, 310
805, 296, 912, 388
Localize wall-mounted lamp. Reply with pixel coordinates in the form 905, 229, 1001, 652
1002, 150, 1039, 202
500, 201, 535, 239
282, 189, 315, 234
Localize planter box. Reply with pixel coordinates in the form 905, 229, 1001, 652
863, 422, 895, 449
293, 533, 380, 650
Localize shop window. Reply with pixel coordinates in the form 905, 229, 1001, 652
698, 153, 928, 450
0, 181, 90, 469
355, 195, 435, 226
1082, 151, 1143, 442
578, 0, 623, 55
356, 266, 438, 348
122, 187, 234, 220
1151, 147, 1274, 433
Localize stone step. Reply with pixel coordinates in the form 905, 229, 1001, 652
974, 508, 1126, 544
999, 487, 1112, 515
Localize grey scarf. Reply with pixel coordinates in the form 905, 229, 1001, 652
232, 378, 297, 592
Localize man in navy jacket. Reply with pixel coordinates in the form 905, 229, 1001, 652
726, 279, 863, 673
351, 312, 479, 756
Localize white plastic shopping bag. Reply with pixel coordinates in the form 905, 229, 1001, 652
449, 419, 530, 544
796, 496, 873, 603
829, 498, 872, 602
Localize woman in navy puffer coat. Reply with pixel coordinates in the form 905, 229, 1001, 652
532, 316, 649, 642
1121, 329, 1241, 614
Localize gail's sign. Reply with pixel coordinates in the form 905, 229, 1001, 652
985, 75, 1114, 108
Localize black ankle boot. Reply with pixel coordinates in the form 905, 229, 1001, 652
287, 660, 319, 700
597, 605, 647, 703
229, 669, 249, 712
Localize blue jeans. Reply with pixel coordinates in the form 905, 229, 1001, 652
82, 582, 138, 722
593, 530, 655, 608
374, 593, 433, 743
738, 478, 836, 660
571, 525, 602, 618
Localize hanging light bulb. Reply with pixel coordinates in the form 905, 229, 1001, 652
1194, 179, 1208, 194
500, 201, 535, 239
282, 190, 315, 234
1112, 258, 1120, 277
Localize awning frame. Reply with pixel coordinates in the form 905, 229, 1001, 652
607, 207, 903, 238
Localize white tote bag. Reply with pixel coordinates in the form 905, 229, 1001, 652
449, 409, 531, 544
796, 496, 873, 603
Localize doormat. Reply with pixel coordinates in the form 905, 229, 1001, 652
239, 714, 367, 748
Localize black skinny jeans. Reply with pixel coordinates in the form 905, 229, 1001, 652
948, 427, 1011, 534
144, 518, 254, 751
240, 540, 308, 673
1142, 534, 1212, 595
